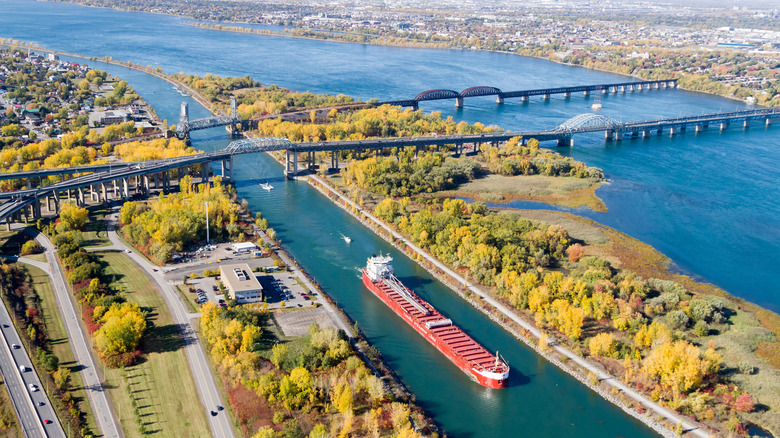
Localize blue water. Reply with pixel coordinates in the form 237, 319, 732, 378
1, 1, 779, 435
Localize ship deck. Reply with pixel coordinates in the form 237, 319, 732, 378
373, 279, 509, 374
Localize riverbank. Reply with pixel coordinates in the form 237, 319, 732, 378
179, 21, 772, 108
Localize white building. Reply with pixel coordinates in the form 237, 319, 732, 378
231, 242, 258, 253
219, 263, 263, 304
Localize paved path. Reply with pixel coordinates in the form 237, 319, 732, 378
103, 208, 236, 438
0, 282, 65, 438
308, 175, 711, 438
26, 229, 123, 438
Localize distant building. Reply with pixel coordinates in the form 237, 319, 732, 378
219, 263, 263, 304
90, 110, 129, 126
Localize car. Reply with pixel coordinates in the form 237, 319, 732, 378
19, 365, 27, 372
125, 249, 132, 254
2, 324, 8, 328
12, 344, 20, 349
210, 411, 217, 416
28, 384, 38, 392
44, 419, 52, 425
212, 285, 219, 292
152, 268, 158, 272
37, 401, 45, 407
217, 405, 224, 411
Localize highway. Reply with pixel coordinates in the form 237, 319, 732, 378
102, 206, 236, 438
30, 231, 123, 438
0, 280, 65, 438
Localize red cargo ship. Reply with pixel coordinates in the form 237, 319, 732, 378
362, 255, 509, 388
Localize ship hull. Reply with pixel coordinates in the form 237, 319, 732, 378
362, 270, 508, 389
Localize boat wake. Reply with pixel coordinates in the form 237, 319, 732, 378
340, 233, 352, 244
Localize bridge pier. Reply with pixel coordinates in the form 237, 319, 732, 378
32, 199, 41, 220
77, 187, 85, 206
285, 150, 298, 179
642, 130, 652, 138
720, 122, 729, 131
583, 90, 590, 97
620, 86, 626, 93
122, 178, 130, 199
629, 85, 635, 92
605, 130, 614, 141
695, 125, 703, 133
101, 183, 107, 201
602, 88, 608, 95
52, 192, 60, 213
767, 118, 772, 127
543, 93, 550, 101
743, 120, 750, 128
455, 97, 463, 108
496, 95, 504, 104
556, 138, 573, 147
331, 150, 339, 170
669, 127, 677, 136
563, 92, 571, 99
201, 162, 209, 184
520, 96, 529, 103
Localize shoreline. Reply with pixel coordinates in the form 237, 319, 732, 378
302, 172, 716, 438
180, 21, 763, 107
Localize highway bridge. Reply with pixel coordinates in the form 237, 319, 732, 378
0, 107, 775, 226
380, 79, 678, 109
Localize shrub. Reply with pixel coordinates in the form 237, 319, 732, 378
20, 240, 43, 255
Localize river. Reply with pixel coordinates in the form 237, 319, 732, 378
1, 1, 778, 436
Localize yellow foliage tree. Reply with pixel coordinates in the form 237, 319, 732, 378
589, 332, 616, 357
642, 340, 722, 393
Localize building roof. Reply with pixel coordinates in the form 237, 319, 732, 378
232, 242, 258, 252
220, 263, 262, 293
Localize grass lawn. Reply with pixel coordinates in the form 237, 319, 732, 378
441, 174, 606, 211
29, 265, 99, 435
95, 251, 210, 438
175, 284, 199, 313
83, 206, 111, 247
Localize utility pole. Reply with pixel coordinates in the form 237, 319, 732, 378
205, 201, 210, 244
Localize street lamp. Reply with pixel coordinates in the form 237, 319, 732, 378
205, 201, 210, 244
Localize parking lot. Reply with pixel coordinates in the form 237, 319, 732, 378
257, 273, 317, 310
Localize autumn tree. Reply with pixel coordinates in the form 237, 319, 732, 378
642, 340, 721, 393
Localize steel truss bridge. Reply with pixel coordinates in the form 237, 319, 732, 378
0, 107, 776, 225
380, 79, 678, 109
175, 95, 242, 136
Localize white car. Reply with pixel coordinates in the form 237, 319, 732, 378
125, 249, 132, 254
19, 365, 27, 372
28, 384, 38, 392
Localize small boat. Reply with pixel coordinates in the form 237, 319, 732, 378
259, 183, 273, 191
340, 234, 352, 244
591, 96, 602, 110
